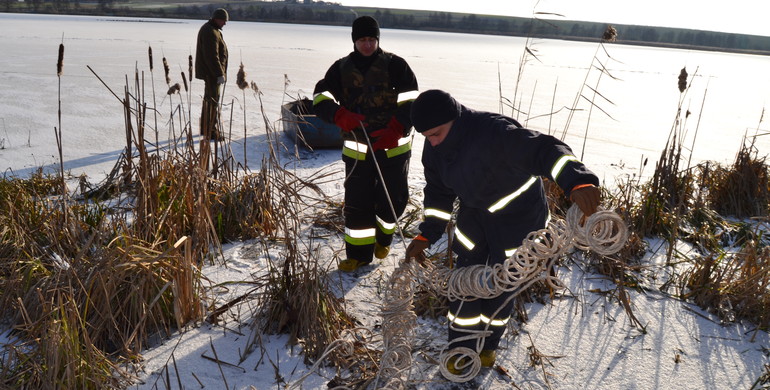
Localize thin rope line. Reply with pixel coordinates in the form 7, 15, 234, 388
291, 205, 629, 388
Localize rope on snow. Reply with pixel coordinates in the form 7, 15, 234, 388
291, 205, 628, 388
434, 205, 629, 382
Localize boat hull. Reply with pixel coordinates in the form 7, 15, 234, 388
281, 99, 343, 149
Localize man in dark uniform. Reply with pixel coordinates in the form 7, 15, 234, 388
405, 89, 601, 375
313, 16, 419, 272
195, 8, 229, 141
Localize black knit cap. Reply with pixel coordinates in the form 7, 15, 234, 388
351, 16, 380, 42
212, 8, 229, 21
410, 90, 462, 133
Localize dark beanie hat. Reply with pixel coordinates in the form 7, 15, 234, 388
212, 8, 229, 21
411, 90, 462, 133
352, 16, 380, 42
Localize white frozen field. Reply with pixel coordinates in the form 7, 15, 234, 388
0, 12, 769, 390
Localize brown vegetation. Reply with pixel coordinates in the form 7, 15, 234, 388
0, 38, 768, 389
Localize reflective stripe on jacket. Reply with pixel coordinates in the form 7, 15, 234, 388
418, 107, 599, 248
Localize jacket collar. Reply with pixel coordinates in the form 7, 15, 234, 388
350, 47, 383, 72
208, 19, 223, 30
432, 107, 468, 157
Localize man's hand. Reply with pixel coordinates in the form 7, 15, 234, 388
570, 184, 600, 217
216, 75, 226, 85
405, 235, 430, 266
334, 107, 366, 132
371, 117, 404, 151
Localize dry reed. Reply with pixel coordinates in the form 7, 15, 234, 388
2, 35, 769, 389
162, 56, 170, 85
703, 139, 769, 217
678, 237, 769, 330
0, 52, 294, 388
236, 62, 249, 90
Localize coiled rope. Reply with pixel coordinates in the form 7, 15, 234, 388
435, 205, 628, 383
292, 205, 628, 388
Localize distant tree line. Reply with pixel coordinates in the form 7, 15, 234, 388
5, 0, 770, 55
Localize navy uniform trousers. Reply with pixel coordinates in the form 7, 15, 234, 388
342, 146, 410, 263
447, 203, 548, 352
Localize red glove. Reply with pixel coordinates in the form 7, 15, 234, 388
334, 107, 366, 132
370, 117, 404, 151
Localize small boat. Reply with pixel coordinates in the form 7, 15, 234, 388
281, 98, 343, 149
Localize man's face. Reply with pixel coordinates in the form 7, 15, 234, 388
355, 37, 378, 57
421, 121, 454, 147
214, 18, 226, 28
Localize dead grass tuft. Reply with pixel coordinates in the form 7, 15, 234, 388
678, 236, 770, 330
703, 139, 769, 218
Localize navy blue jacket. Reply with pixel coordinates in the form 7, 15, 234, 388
418, 106, 600, 251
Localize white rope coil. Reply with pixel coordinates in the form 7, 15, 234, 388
425, 206, 628, 304
432, 205, 628, 381
424, 220, 571, 303
291, 205, 628, 388
373, 261, 419, 389
567, 206, 628, 255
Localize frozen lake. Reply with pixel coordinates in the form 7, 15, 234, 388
1, 12, 769, 184
1, 12, 769, 390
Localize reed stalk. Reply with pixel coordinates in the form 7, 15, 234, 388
561, 25, 618, 148
237, 62, 249, 169
149, 46, 160, 153
55, 40, 67, 221
188, 54, 193, 126
3, 42, 770, 390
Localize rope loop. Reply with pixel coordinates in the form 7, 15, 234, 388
438, 347, 480, 383
291, 205, 629, 388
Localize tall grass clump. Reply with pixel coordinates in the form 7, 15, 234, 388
248, 143, 357, 367
0, 181, 150, 387
701, 138, 770, 218
628, 67, 701, 248
678, 234, 769, 332
0, 46, 301, 388
631, 129, 698, 241
614, 66, 770, 332
0, 163, 211, 388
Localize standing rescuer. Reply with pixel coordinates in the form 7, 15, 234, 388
313, 16, 419, 272
195, 8, 229, 141
405, 90, 601, 376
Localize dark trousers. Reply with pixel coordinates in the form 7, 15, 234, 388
447, 204, 548, 352
343, 150, 410, 263
200, 78, 221, 137
448, 285, 517, 352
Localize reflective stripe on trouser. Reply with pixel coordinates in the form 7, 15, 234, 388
342, 137, 412, 160
447, 292, 515, 351
445, 204, 548, 351
342, 149, 410, 262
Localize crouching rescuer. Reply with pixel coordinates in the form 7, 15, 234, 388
313, 16, 419, 272
405, 90, 602, 378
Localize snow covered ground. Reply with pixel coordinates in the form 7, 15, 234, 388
1, 13, 769, 390
129, 235, 769, 390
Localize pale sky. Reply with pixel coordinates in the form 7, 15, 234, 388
339, 0, 770, 37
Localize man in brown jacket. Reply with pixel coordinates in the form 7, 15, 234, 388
195, 8, 229, 141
